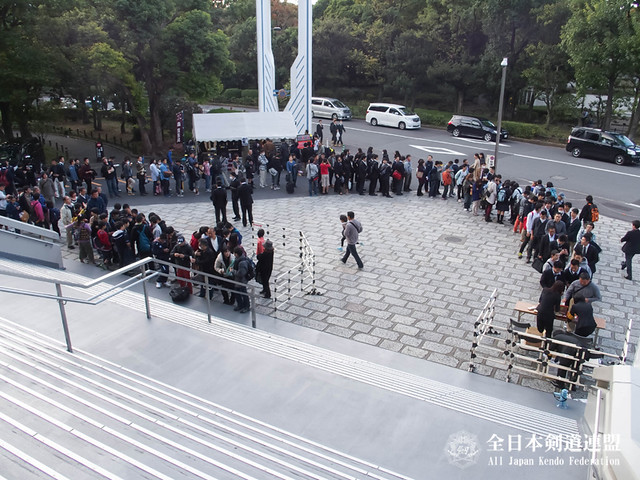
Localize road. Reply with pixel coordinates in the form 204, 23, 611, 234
330, 119, 640, 222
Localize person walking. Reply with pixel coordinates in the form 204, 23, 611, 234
621, 219, 640, 280
340, 211, 364, 269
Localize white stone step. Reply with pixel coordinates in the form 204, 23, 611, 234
0, 317, 412, 480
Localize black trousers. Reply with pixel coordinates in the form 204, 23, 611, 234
241, 203, 253, 227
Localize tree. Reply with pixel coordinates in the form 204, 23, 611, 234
98, 0, 233, 153
561, 0, 634, 130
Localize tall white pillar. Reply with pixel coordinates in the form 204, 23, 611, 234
256, 0, 278, 112
285, 0, 312, 134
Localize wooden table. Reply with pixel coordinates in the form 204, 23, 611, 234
514, 300, 606, 345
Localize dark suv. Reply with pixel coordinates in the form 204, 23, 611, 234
565, 127, 640, 165
447, 115, 508, 142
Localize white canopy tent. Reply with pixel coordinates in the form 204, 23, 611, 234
192, 111, 299, 143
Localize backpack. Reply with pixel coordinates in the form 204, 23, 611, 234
497, 187, 506, 203
590, 205, 599, 222
241, 257, 256, 280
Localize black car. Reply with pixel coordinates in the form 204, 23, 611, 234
446, 115, 508, 142
565, 127, 640, 165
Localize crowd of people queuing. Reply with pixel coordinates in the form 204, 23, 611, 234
0, 149, 277, 314
1, 135, 639, 326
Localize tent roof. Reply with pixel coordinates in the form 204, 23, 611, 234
192, 112, 299, 142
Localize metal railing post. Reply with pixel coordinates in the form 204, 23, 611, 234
55, 282, 73, 353
250, 286, 257, 329
140, 263, 151, 319
204, 276, 212, 323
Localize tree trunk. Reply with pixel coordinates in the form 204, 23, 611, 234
456, 89, 464, 114
0, 102, 13, 140
148, 93, 163, 153
121, 99, 127, 134
603, 77, 616, 131
627, 81, 640, 141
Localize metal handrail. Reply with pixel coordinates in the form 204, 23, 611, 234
0, 215, 60, 242
0, 256, 260, 353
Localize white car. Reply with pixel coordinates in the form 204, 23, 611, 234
365, 103, 421, 130
311, 97, 352, 120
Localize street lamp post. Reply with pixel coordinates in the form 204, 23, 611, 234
494, 57, 508, 173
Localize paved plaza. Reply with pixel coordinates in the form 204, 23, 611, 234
58, 188, 639, 392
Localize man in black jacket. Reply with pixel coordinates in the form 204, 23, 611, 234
238, 176, 254, 227
621, 219, 640, 280
367, 155, 379, 196
210, 180, 227, 225
229, 171, 241, 221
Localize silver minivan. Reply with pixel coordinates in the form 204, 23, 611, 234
311, 97, 352, 120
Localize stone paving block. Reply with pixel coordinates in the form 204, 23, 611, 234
421, 340, 453, 355
326, 316, 353, 328
350, 321, 373, 334
352, 333, 381, 346
414, 320, 436, 331
418, 330, 444, 343
391, 313, 417, 325
388, 305, 411, 316
325, 325, 354, 339
379, 340, 403, 353
345, 311, 373, 323
434, 316, 461, 328
292, 317, 327, 331
285, 305, 313, 317
345, 302, 369, 313
427, 353, 460, 368
366, 308, 393, 320
401, 346, 428, 359
400, 335, 422, 347
436, 325, 459, 337
370, 327, 400, 341
309, 311, 328, 322
393, 324, 420, 336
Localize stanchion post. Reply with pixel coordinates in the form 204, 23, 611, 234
205, 275, 212, 323
55, 283, 73, 353
141, 263, 151, 319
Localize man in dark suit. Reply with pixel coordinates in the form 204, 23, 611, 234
237, 176, 254, 227
574, 232, 600, 274
621, 219, 640, 280
315, 120, 324, 144
210, 180, 227, 226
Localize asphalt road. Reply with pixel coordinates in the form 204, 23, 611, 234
47, 119, 640, 223
330, 119, 640, 222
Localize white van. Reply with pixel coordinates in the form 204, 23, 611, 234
311, 97, 352, 120
365, 103, 421, 130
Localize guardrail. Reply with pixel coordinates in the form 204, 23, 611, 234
0, 257, 261, 353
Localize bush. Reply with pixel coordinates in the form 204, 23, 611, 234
222, 88, 242, 101
502, 121, 543, 139
241, 89, 258, 99
413, 108, 451, 128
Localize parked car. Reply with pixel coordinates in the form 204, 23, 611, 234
311, 97, 352, 120
446, 115, 508, 142
565, 127, 640, 165
365, 103, 421, 130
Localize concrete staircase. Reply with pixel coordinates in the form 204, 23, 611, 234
0, 317, 411, 480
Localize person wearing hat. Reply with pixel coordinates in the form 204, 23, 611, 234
171, 235, 194, 294
256, 239, 274, 298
